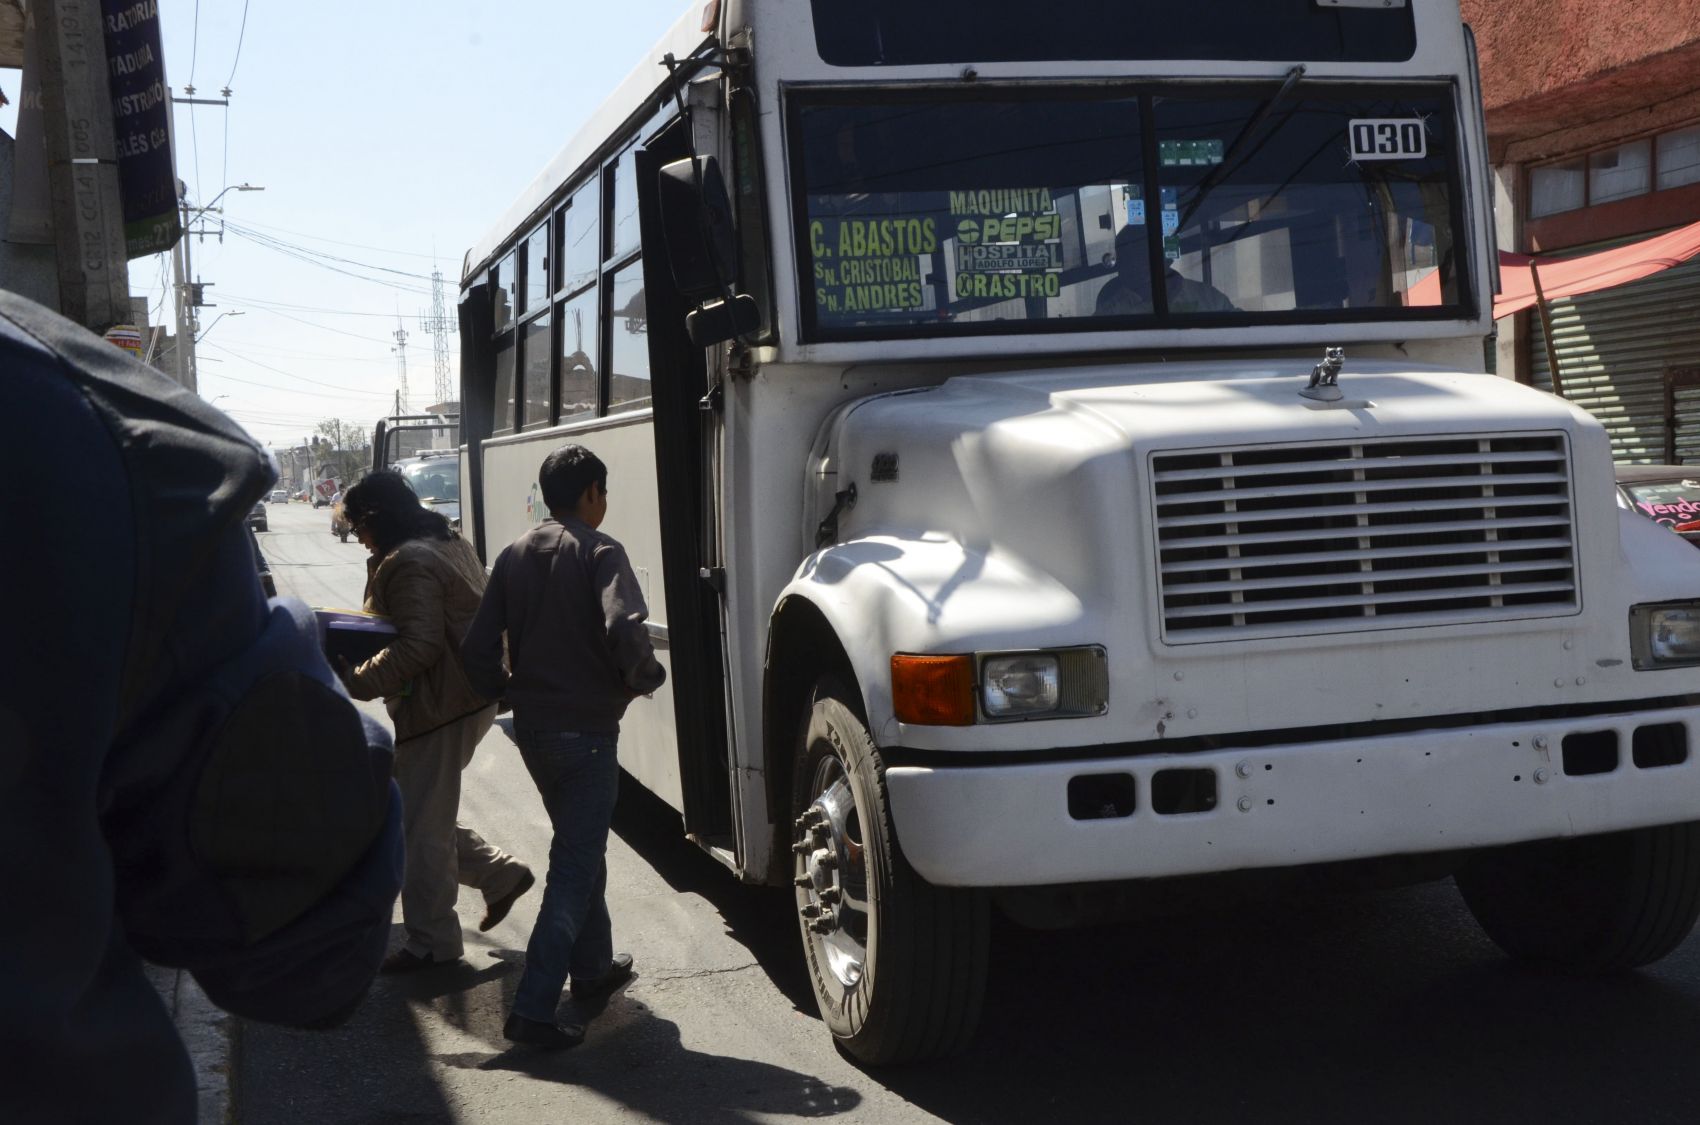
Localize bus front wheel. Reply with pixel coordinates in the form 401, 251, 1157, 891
1456, 820, 1700, 970
791, 681, 988, 1064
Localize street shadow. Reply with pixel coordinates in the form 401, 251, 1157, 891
606, 773, 817, 1015
435, 955, 861, 1121
234, 923, 483, 1125
861, 881, 1700, 1125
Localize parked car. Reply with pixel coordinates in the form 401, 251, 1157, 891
1616, 463, 1700, 546
246, 499, 267, 533
394, 451, 461, 528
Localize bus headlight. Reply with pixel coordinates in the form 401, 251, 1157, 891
892, 647, 1108, 725
1631, 603, 1700, 668
982, 654, 1060, 717
980, 647, 1108, 720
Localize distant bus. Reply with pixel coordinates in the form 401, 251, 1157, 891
458, 0, 1700, 1063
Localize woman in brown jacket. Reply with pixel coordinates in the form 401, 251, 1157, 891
340, 471, 534, 972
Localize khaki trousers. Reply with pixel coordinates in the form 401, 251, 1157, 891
392, 703, 528, 959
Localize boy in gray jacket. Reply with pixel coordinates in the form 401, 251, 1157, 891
461, 444, 665, 1049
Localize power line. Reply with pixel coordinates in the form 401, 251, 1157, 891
221, 225, 435, 295
221, 291, 448, 320
225, 0, 253, 88
188, 0, 202, 87
221, 105, 229, 207
228, 216, 451, 261
229, 302, 410, 345
227, 407, 369, 424
200, 341, 399, 398
224, 219, 437, 277
189, 103, 202, 206
207, 336, 421, 363
186, 0, 203, 201
202, 369, 391, 402
224, 219, 439, 283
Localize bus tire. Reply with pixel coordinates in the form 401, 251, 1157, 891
791, 681, 988, 1064
1456, 820, 1700, 971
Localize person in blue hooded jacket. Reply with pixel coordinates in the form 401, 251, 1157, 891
0, 291, 405, 1124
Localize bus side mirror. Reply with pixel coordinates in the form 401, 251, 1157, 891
659, 155, 760, 347
685, 294, 760, 348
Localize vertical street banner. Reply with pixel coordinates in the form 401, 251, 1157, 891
6, 4, 52, 244
101, 0, 178, 257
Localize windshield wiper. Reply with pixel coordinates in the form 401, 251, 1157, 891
1175, 64, 1306, 232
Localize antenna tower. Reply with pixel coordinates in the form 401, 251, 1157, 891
392, 318, 409, 415
422, 269, 455, 406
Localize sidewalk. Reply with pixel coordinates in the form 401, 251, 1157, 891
144, 964, 234, 1124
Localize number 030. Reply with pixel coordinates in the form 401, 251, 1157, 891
1348, 118, 1427, 161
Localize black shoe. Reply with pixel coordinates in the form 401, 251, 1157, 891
570, 953, 634, 1003
379, 949, 460, 975
503, 1012, 585, 1050
479, 869, 536, 932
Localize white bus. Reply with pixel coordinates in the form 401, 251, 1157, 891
458, 0, 1700, 1063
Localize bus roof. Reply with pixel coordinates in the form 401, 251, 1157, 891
460, 4, 710, 287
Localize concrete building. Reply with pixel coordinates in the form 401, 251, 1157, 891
1466, 0, 1700, 460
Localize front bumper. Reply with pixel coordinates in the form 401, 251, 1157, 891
884, 702, 1700, 887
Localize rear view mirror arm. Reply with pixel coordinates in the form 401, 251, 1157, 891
662, 50, 741, 313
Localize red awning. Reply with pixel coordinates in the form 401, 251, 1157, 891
1494, 219, 1700, 319
1405, 218, 1700, 318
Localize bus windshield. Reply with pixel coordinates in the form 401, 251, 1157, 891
795, 85, 1470, 341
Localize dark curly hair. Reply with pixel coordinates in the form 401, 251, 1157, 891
341, 469, 453, 555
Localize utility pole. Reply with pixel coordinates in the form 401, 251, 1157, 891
36, 0, 130, 330
392, 318, 410, 415
163, 88, 242, 390
170, 220, 194, 389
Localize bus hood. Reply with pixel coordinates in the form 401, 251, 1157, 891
814, 359, 1607, 574
850, 358, 1596, 451
809, 356, 1655, 645
802, 357, 1700, 745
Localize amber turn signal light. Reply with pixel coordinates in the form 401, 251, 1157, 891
890, 653, 976, 726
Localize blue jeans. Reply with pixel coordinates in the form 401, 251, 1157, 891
511, 727, 621, 1022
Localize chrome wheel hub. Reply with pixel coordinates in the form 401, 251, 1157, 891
795, 757, 871, 991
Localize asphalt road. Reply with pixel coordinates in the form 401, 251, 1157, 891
246, 500, 1700, 1124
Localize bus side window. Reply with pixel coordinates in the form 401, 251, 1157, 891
558, 288, 599, 422
557, 182, 601, 421
605, 141, 650, 414
609, 147, 641, 261
492, 252, 516, 334
521, 313, 552, 429
493, 338, 517, 436
492, 250, 519, 435
607, 261, 650, 412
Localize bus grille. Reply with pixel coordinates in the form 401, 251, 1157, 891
1151, 435, 1578, 641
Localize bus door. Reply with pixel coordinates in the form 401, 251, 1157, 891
636, 118, 733, 844
457, 282, 495, 561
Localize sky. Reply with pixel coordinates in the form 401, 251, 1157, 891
2, 0, 695, 449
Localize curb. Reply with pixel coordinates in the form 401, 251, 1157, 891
145, 965, 235, 1123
